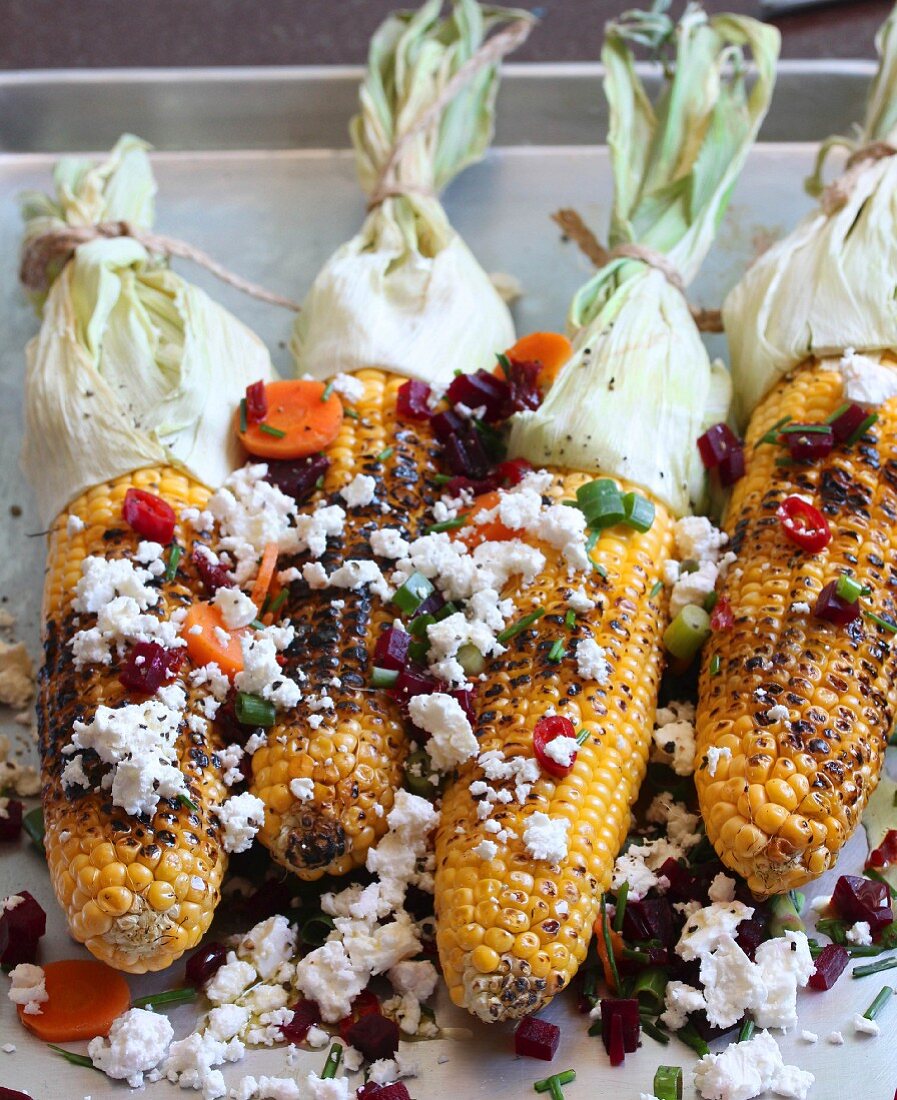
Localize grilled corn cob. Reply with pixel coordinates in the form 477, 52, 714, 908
252, 370, 440, 878
40, 467, 228, 973
435, 473, 674, 1019
695, 363, 897, 896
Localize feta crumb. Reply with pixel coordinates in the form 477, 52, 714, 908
693, 1029, 813, 1100
838, 348, 897, 405
846, 920, 873, 946
289, 777, 315, 802
708, 873, 737, 904
566, 586, 595, 613
651, 700, 696, 776
370, 528, 410, 559
473, 839, 498, 861
575, 638, 610, 683
330, 372, 366, 404
214, 792, 265, 853
340, 474, 377, 509
828, 1030, 844, 1044
407, 693, 477, 771
88, 1007, 173, 1088
0, 640, 36, 710
211, 586, 258, 630
674, 516, 729, 564
705, 745, 732, 777
766, 704, 789, 722
522, 812, 570, 863
854, 1013, 881, 1036
7, 963, 47, 1016
543, 735, 579, 769
800, 1030, 817, 1043
790, 602, 811, 614
66, 513, 85, 535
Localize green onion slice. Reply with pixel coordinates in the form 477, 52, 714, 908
392, 571, 435, 615
377, 446, 395, 462
322, 1043, 343, 1079
576, 478, 625, 529
653, 1065, 683, 1100
458, 644, 486, 676
663, 604, 711, 661
621, 491, 655, 532
547, 639, 566, 663
164, 542, 182, 583
370, 667, 399, 688
235, 692, 276, 728
300, 913, 336, 948
836, 573, 867, 603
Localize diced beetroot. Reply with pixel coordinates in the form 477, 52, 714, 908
357, 1085, 411, 1100
442, 474, 496, 497
867, 829, 897, 869
452, 686, 476, 727
831, 875, 893, 933
122, 487, 176, 543
0, 891, 46, 967
710, 596, 734, 632
808, 943, 850, 990
412, 590, 446, 619
397, 380, 433, 421
391, 668, 446, 715
191, 546, 235, 594
495, 457, 534, 486
734, 916, 767, 961
0, 800, 24, 842
0, 1089, 34, 1099
601, 998, 639, 1063
829, 402, 869, 443
265, 453, 330, 505
690, 1011, 740, 1042
338, 989, 382, 1042
658, 858, 701, 904
514, 1015, 560, 1060
786, 425, 834, 462
621, 897, 675, 948
374, 627, 412, 671
185, 941, 228, 988
119, 641, 185, 695
446, 369, 509, 422
504, 359, 542, 414
697, 423, 740, 469
814, 580, 860, 626
717, 444, 745, 487
431, 411, 492, 480
346, 1012, 399, 1061
245, 380, 268, 425
280, 998, 321, 1043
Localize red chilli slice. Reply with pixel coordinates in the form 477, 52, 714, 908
777, 495, 831, 554
122, 488, 176, 544
533, 714, 578, 779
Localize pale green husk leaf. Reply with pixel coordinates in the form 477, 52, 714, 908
291, 0, 528, 385
509, 4, 778, 515
724, 6, 897, 423
19, 135, 275, 525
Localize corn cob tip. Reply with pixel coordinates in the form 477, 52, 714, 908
459, 954, 563, 1022
267, 800, 350, 878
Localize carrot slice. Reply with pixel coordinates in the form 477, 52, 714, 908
17, 959, 130, 1042
503, 331, 573, 390
250, 542, 280, 609
183, 601, 246, 677
236, 379, 343, 460
453, 490, 517, 549
593, 921, 624, 994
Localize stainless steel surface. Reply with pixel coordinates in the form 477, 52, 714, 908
0, 64, 893, 1099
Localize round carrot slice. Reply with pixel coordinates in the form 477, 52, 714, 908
500, 331, 573, 390
236, 379, 343, 460
183, 601, 247, 678
17, 959, 130, 1042
453, 490, 517, 549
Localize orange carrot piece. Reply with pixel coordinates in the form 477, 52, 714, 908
183, 601, 246, 678
17, 959, 130, 1042
250, 542, 279, 609
593, 920, 624, 994
503, 331, 573, 389
453, 490, 516, 550
236, 379, 343, 460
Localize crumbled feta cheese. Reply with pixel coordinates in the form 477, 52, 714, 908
88, 1007, 173, 1088
294, 941, 367, 1022
800, 1030, 817, 1044
205, 1004, 251, 1042
661, 981, 706, 1030
827, 1030, 844, 1045
766, 704, 789, 722
66, 513, 85, 535
838, 348, 897, 405
566, 586, 595, 613
407, 693, 477, 771
473, 839, 498, 861
215, 793, 265, 853
7, 963, 47, 1016
575, 638, 610, 683
305, 1024, 330, 1049
705, 745, 732, 777
205, 952, 257, 1005
669, 561, 718, 618
289, 777, 315, 803
162, 1030, 242, 1095
543, 735, 579, 769
693, 1029, 814, 1100
340, 474, 377, 509
522, 812, 570, 863
292, 504, 347, 561
0, 640, 36, 710
790, 602, 811, 614
239, 915, 297, 980
330, 372, 366, 404
234, 627, 300, 710
370, 528, 410, 559
212, 586, 258, 630
674, 516, 729, 564
708, 873, 737, 904
854, 1013, 880, 1036
207, 464, 298, 583
651, 700, 696, 776
846, 920, 873, 946
73, 555, 159, 614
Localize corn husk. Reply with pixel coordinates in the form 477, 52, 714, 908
291, 0, 529, 386
724, 7, 897, 423
19, 134, 275, 525
508, 5, 778, 516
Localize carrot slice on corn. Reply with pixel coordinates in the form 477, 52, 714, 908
453, 490, 516, 549
17, 959, 130, 1042
236, 379, 343, 459
183, 601, 246, 677
504, 331, 573, 389
250, 542, 280, 609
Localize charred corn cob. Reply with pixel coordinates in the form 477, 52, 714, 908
435, 473, 674, 1020
40, 467, 228, 973
695, 363, 897, 896
251, 370, 441, 878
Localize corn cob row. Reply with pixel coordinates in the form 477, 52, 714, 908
695, 360, 897, 897
40, 466, 228, 973
435, 472, 674, 1021
251, 369, 440, 879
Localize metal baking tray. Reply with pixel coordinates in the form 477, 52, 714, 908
0, 62, 893, 1099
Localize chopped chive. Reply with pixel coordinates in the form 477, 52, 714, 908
267, 589, 288, 616
534, 1069, 575, 1098
239, 398, 247, 433
497, 608, 545, 644
575, 728, 590, 746
164, 542, 183, 583
321, 381, 335, 402
565, 609, 576, 629
650, 580, 664, 599
600, 894, 621, 993
653, 1065, 683, 1100
864, 610, 897, 634
133, 985, 197, 1009
235, 692, 276, 728
853, 957, 897, 979
496, 352, 512, 378
836, 572, 867, 603
344, 408, 360, 420
376, 446, 395, 462
779, 423, 833, 434
825, 402, 851, 424
547, 639, 566, 663
370, 667, 399, 689
612, 880, 629, 933
425, 516, 469, 534
322, 1043, 343, 1079
300, 913, 336, 948
863, 985, 894, 1020
250, 618, 266, 630
593, 562, 608, 578
676, 1021, 710, 1057
847, 412, 879, 445
757, 415, 791, 445
314, 475, 325, 490
864, 867, 891, 887
704, 590, 719, 614
641, 1019, 671, 1045
431, 473, 453, 485
49, 1044, 97, 1070
258, 423, 286, 439
179, 794, 198, 811
738, 1016, 755, 1042
774, 456, 795, 467
710, 653, 721, 676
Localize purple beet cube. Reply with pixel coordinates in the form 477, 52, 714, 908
0, 890, 46, 967
831, 875, 893, 934
514, 1016, 559, 1061
600, 998, 640, 1058
0, 800, 24, 842
374, 627, 411, 671
808, 943, 850, 991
